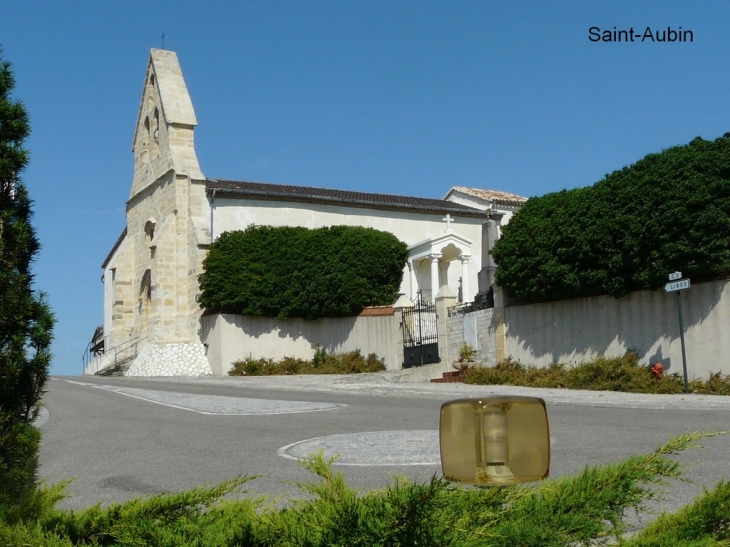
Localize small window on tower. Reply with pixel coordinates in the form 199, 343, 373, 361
144, 219, 157, 259
153, 108, 160, 153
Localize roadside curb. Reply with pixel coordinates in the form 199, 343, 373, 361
127, 373, 730, 411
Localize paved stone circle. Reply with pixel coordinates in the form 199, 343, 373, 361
279, 430, 441, 466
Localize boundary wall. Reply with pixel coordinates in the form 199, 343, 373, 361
502, 278, 730, 379
200, 308, 398, 375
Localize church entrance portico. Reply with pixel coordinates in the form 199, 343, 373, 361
406, 225, 473, 303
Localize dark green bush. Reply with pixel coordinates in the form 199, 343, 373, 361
462, 357, 567, 387
689, 371, 730, 395
464, 353, 699, 394
229, 349, 386, 376
0, 50, 56, 524
198, 225, 408, 319
318, 349, 386, 374
563, 355, 684, 393
493, 133, 730, 301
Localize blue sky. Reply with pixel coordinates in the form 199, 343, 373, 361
0, 2, 727, 375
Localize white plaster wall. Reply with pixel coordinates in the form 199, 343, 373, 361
103, 259, 117, 341
503, 279, 730, 379
210, 198, 484, 302
200, 312, 398, 375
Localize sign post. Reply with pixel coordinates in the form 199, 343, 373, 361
664, 272, 690, 393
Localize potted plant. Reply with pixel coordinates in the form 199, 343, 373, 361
453, 343, 476, 371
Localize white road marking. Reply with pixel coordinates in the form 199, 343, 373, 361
73, 384, 344, 415
60, 379, 94, 386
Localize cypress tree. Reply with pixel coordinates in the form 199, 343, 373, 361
0, 49, 55, 521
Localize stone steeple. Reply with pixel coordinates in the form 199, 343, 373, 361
111, 49, 212, 376
130, 49, 203, 199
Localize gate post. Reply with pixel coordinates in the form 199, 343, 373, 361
435, 286, 457, 365
392, 294, 412, 369
493, 285, 507, 363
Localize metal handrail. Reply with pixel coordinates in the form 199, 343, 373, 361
82, 335, 147, 375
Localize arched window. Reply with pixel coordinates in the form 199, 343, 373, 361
144, 219, 157, 259
152, 108, 160, 155
144, 219, 156, 243
139, 269, 152, 332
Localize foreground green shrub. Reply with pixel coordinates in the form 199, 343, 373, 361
2, 433, 723, 546
623, 479, 730, 547
493, 133, 730, 302
229, 349, 387, 376
0, 50, 56, 524
198, 225, 408, 319
464, 353, 730, 395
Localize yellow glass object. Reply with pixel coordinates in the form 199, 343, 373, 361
439, 396, 550, 485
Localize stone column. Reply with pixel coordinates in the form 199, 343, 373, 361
429, 253, 442, 301
407, 260, 416, 300
460, 254, 471, 303
435, 286, 457, 366
392, 293, 413, 370
493, 285, 507, 364
478, 212, 504, 294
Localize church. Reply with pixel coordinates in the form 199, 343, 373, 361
88, 49, 526, 376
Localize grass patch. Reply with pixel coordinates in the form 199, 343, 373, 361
464, 353, 730, 395
229, 348, 387, 376
1, 433, 725, 546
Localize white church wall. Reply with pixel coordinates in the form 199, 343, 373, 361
503, 278, 730, 379
102, 235, 136, 353
200, 310, 399, 374
211, 198, 484, 302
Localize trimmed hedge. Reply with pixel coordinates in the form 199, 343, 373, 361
493, 133, 730, 301
198, 225, 408, 319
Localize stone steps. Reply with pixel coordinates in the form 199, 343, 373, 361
430, 370, 465, 383
95, 355, 135, 376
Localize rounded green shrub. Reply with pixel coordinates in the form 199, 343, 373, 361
493, 133, 730, 301
198, 225, 408, 319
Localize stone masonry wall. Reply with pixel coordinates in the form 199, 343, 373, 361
126, 342, 212, 376
445, 307, 497, 367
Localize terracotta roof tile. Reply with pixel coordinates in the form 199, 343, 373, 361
447, 186, 528, 206
206, 179, 486, 217
359, 306, 395, 317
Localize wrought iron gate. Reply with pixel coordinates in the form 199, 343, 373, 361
402, 292, 440, 368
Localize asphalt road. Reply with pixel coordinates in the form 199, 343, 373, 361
39, 374, 730, 518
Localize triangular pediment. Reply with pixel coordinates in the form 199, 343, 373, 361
407, 230, 473, 261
